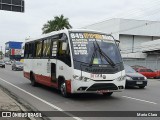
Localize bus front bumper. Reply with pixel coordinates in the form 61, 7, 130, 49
71, 80, 125, 93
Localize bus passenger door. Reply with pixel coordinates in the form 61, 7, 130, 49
56, 38, 71, 81
51, 40, 58, 86
51, 63, 57, 83
51, 34, 71, 88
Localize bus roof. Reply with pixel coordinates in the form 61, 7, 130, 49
25, 29, 115, 43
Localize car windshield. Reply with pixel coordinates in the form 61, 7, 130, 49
124, 65, 136, 73
146, 69, 154, 72
15, 62, 23, 65
70, 32, 122, 65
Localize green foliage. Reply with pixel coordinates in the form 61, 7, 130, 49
42, 15, 72, 34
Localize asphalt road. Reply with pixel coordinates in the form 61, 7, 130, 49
0, 65, 160, 120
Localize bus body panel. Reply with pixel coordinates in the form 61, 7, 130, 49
24, 58, 73, 88
56, 60, 73, 81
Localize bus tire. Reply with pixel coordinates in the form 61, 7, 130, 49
139, 86, 145, 89
30, 73, 38, 87
103, 92, 113, 96
60, 82, 70, 98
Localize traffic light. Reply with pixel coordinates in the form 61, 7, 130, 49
0, 0, 24, 13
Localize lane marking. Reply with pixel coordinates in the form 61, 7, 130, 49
122, 96, 157, 105
0, 77, 82, 120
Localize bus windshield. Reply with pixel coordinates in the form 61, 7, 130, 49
70, 32, 122, 65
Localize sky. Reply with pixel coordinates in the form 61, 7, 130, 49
1, 0, 160, 52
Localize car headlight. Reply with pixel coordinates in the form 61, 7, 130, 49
144, 76, 147, 80
73, 75, 90, 82
126, 76, 133, 80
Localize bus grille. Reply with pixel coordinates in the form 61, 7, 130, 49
85, 68, 119, 74
87, 83, 118, 91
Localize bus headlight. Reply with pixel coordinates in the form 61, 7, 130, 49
126, 76, 133, 80
73, 75, 78, 79
73, 75, 90, 82
116, 76, 126, 81
121, 76, 126, 81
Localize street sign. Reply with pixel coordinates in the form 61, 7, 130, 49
0, 0, 24, 12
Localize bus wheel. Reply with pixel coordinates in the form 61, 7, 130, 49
103, 92, 113, 96
30, 74, 37, 87
60, 82, 70, 97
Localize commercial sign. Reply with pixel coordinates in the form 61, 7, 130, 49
11, 49, 22, 55
0, 0, 24, 12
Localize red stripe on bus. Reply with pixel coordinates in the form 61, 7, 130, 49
24, 72, 30, 79
66, 80, 71, 93
24, 72, 58, 88
34, 74, 58, 88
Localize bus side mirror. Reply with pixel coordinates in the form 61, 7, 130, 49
59, 33, 67, 41
62, 42, 67, 51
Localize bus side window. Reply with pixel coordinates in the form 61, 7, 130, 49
51, 40, 58, 57
35, 41, 43, 58
43, 39, 51, 57
24, 43, 34, 59
24, 44, 29, 58
28, 43, 34, 58
57, 41, 71, 67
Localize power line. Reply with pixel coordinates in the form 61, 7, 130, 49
84, 0, 160, 34
84, 0, 160, 27
112, 20, 159, 34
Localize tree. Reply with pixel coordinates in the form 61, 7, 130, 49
42, 15, 72, 34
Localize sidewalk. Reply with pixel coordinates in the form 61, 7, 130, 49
0, 86, 40, 120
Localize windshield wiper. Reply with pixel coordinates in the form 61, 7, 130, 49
95, 40, 116, 67
89, 42, 115, 67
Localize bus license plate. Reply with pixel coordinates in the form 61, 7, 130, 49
137, 82, 143, 84
97, 90, 109, 93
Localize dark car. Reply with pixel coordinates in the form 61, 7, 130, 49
12, 61, 23, 71
0, 60, 5, 68
125, 65, 147, 89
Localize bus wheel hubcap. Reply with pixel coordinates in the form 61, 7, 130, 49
61, 83, 66, 95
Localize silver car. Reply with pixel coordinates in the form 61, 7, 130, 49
12, 61, 23, 71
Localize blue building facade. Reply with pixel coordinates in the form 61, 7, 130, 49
5, 41, 23, 50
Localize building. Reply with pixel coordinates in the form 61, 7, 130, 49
5, 41, 23, 60
83, 18, 160, 70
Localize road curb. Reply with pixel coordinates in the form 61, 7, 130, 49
0, 84, 50, 120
